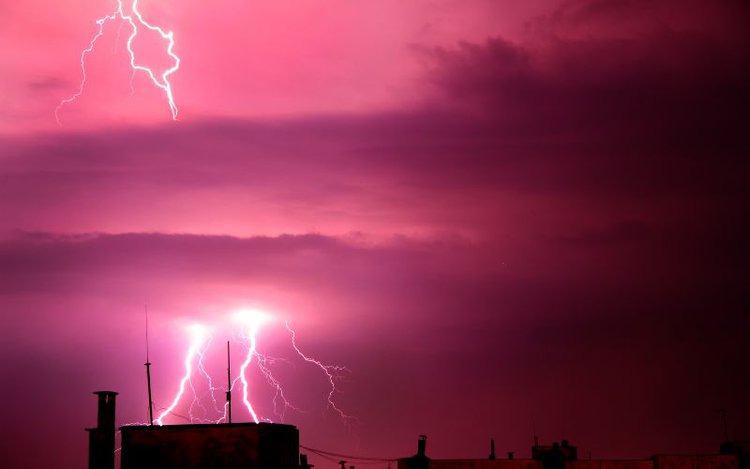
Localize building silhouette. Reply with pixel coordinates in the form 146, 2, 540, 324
120, 422, 299, 469
398, 436, 747, 469
85, 390, 749, 469
86, 391, 299, 469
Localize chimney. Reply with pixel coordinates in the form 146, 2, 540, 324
406, 435, 430, 469
87, 391, 118, 469
418, 435, 427, 458
299, 454, 314, 469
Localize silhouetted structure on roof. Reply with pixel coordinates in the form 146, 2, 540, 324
721, 441, 750, 469
401, 435, 430, 469
86, 391, 118, 469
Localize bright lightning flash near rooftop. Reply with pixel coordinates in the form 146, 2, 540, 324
149, 309, 355, 427
155, 324, 208, 426
234, 309, 273, 423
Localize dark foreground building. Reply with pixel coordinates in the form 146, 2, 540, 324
120, 422, 299, 469
86, 391, 300, 469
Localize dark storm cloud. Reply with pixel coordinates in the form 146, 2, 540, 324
421, 23, 749, 197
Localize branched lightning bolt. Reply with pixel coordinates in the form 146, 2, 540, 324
285, 321, 357, 424
56, 0, 180, 124
235, 310, 268, 423
195, 338, 226, 418
122, 0, 180, 119
55, 14, 117, 125
255, 351, 305, 422
149, 312, 355, 428
238, 340, 260, 423
155, 324, 207, 425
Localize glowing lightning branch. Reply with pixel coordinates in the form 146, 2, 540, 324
285, 321, 356, 424
196, 338, 225, 418
234, 309, 273, 423
56, 0, 180, 124
255, 352, 305, 422
238, 333, 260, 423
155, 324, 207, 425
121, 0, 180, 119
147, 311, 355, 429
54, 14, 117, 125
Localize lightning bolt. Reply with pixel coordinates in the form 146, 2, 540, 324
255, 351, 305, 422
285, 321, 357, 424
148, 311, 355, 428
56, 0, 180, 125
234, 309, 273, 423
155, 324, 207, 425
195, 337, 226, 418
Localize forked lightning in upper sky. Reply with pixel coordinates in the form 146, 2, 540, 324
55, 0, 180, 124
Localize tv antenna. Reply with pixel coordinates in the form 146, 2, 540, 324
226, 340, 232, 423
145, 305, 155, 425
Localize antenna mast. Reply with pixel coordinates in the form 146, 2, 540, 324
226, 340, 232, 423
719, 408, 729, 442
145, 305, 155, 426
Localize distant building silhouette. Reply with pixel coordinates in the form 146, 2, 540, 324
398, 437, 741, 469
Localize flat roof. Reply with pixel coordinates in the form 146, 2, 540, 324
120, 422, 297, 431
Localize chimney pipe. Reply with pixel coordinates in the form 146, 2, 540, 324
418, 435, 427, 458
87, 391, 118, 469
300, 454, 313, 469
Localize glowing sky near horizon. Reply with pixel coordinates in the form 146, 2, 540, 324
1, 1, 749, 469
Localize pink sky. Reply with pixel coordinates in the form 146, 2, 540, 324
0, 0, 563, 131
1, 1, 749, 468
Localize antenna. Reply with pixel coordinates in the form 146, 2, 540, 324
226, 340, 232, 424
145, 305, 155, 426
719, 408, 729, 442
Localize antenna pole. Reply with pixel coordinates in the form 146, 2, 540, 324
720, 408, 729, 442
226, 340, 232, 424
145, 305, 155, 426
